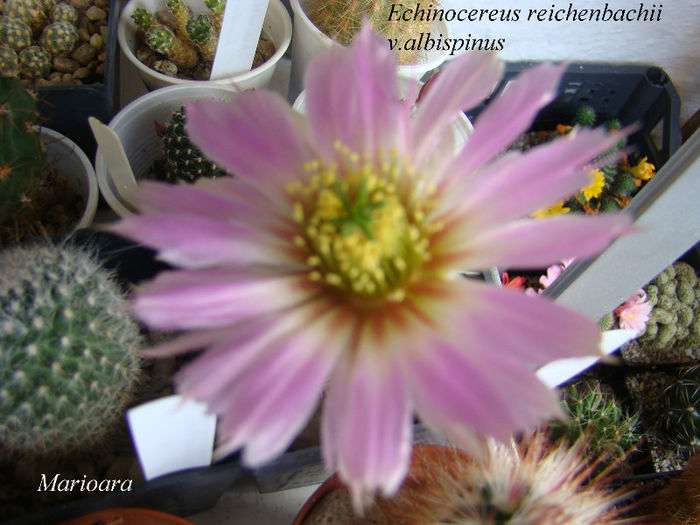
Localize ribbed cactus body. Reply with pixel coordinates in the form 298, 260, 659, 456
39, 19, 77, 55
0, 76, 45, 226
4, 0, 48, 33
166, 0, 192, 39
0, 16, 32, 51
185, 13, 216, 61
50, 2, 78, 25
131, 6, 157, 30
663, 366, 700, 447
162, 106, 227, 183
0, 242, 142, 459
145, 24, 197, 69
18, 44, 50, 77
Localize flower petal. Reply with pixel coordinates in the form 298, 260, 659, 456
304, 24, 400, 159
185, 90, 315, 185
412, 51, 502, 166
438, 212, 632, 271
132, 269, 311, 330
322, 351, 412, 509
443, 61, 566, 184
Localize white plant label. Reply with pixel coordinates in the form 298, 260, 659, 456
210, 0, 269, 80
127, 395, 217, 480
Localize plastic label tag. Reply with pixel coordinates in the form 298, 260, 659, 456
210, 0, 269, 80
127, 395, 217, 480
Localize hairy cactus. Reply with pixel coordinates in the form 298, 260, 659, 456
185, 13, 216, 61
663, 365, 700, 448
549, 382, 640, 460
38, 19, 77, 56
574, 105, 597, 127
0, 76, 45, 226
161, 106, 227, 183
0, 16, 32, 51
145, 24, 197, 69
0, 241, 142, 460
638, 262, 700, 351
18, 44, 50, 78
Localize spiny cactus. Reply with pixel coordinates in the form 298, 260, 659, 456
663, 365, 700, 448
638, 262, 700, 351
3, 0, 49, 33
145, 24, 197, 69
305, 0, 435, 65
549, 382, 641, 461
0, 46, 20, 75
161, 106, 227, 183
0, 241, 142, 460
38, 19, 77, 56
50, 2, 77, 25
184, 13, 216, 61
18, 44, 50, 78
0, 76, 45, 227
131, 6, 157, 30
0, 16, 32, 51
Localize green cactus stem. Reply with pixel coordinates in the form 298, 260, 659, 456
145, 24, 197, 69
50, 2, 78, 25
39, 19, 78, 56
131, 6, 158, 30
663, 365, 700, 448
0, 16, 32, 51
204, 0, 225, 32
184, 13, 217, 62
4, 0, 49, 33
0, 241, 142, 460
18, 44, 50, 78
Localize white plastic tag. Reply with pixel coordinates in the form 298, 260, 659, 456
210, 0, 269, 80
536, 329, 637, 388
126, 395, 217, 480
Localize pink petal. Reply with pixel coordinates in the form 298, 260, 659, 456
109, 213, 291, 269
132, 270, 309, 330
443, 62, 566, 184
412, 51, 502, 166
442, 213, 632, 271
304, 24, 400, 159
185, 90, 315, 185
404, 339, 563, 444
450, 127, 623, 224
322, 351, 412, 508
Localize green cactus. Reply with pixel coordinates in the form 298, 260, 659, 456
145, 24, 197, 69
549, 382, 640, 460
0, 46, 20, 76
663, 365, 700, 448
0, 16, 32, 51
204, 0, 225, 32
161, 106, 227, 183
4, 0, 49, 33
638, 262, 700, 351
39, 19, 78, 56
0, 76, 45, 226
166, 0, 192, 39
574, 105, 597, 127
185, 13, 216, 62
0, 241, 142, 460
50, 2, 78, 25
18, 44, 50, 78
131, 6, 157, 30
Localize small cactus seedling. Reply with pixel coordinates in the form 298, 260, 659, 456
663, 365, 700, 448
50, 2, 78, 25
204, 0, 224, 32
0, 75, 45, 227
18, 44, 50, 78
160, 106, 227, 183
0, 46, 20, 75
145, 24, 197, 69
0, 16, 32, 51
184, 13, 216, 61
0, 241, 142, 460
166, 0, 193, 40
4, 0, 49, 33
38, 19, 78, 56
131, 6, 158, 30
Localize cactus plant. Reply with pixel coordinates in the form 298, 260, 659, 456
160, 106, 227, 183
549, 382, 641, 461
0, 16, 32, 51
166, 0, 192, 40
0, 75, 45, 227
184, 13, 216, 61
3, 0, 48, 33
131, 6, 157, 30
0, 46, 19, 75
18, 44, 50, 78
0, 241, 142, 460
38, 19, 77, 56
204, 0, 224, 32
50, 2, 78, 25
145, 24, 197, 69
663, 365, 700, 448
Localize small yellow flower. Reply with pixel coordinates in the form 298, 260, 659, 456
628, 156, 655, 181
530, 202, 570, 218
581, 169, 605, 201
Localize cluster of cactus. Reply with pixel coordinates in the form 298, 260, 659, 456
158, 106, 227, 183
637, 261, 700, 351
548, 382, 641, 461
0, 76, 46, 228
305, 0, 437, 65
0, 241, 142, 460
131, 0, 273, 80
663, 365, 700, 448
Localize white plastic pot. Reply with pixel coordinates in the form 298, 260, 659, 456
288, 0, 450, 100
95, 84, 240, 217
41, 127, 98, 230
118, 0, 292, 91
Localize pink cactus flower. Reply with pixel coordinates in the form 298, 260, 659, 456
615, 289, 652, 333
112, 26, 631, 508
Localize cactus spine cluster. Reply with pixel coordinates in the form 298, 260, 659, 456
161, 106, 227, 183
638, 261, 700, 351
0, 241, 142, 460
663, 365, 700, 448
0, 75, 45, 227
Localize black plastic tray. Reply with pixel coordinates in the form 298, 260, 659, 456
466, 62, 682, 169
36, 0, 119, 159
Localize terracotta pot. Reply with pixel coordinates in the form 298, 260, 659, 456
56, 507, 196, 525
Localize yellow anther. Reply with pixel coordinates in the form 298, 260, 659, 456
307, 255, 321, 266
326, 273, 342, 286
293, 202, 304, 223
309, 271, 322, 281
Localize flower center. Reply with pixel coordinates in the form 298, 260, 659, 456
288, 142, 440, 303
